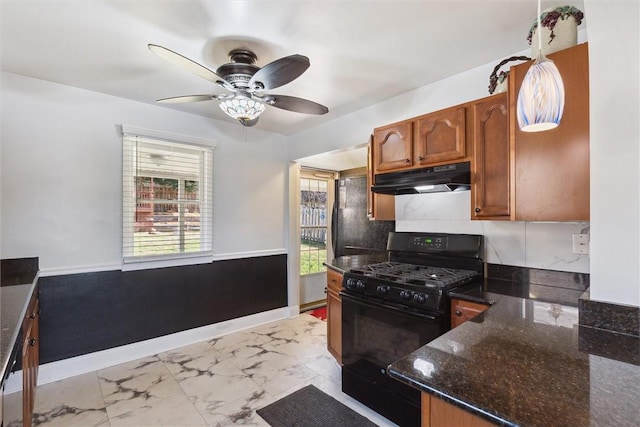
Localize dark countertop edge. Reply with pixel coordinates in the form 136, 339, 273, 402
449, 278, 584, 308
1, 271, 39, 385
324, 263, 344, 274
324, 254, 389, 275
1, 269, 39, 287
386, 368, 516, 427
448, 286, 495, 305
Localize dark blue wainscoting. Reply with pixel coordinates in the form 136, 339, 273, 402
38, 254, 288, 364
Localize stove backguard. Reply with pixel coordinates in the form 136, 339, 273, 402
386, 232, 484, 274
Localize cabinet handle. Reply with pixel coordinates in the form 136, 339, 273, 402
418, 156, 424, 161
405, 158, 410, 163
30, 313, 36, 319
475, 208, 481, 213
455, 310, 463, 317
29, 338, 36, 346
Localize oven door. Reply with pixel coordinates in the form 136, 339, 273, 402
341, 291, 445, 427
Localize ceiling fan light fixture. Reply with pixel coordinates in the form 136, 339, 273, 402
219, 95, 266, 121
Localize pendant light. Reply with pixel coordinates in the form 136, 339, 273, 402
516, 0, 565, 132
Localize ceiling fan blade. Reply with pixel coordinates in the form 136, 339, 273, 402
156, 95, 215, 104
148, 44, 225, 85
249, 55, 310, 90
267, 95, 329, 115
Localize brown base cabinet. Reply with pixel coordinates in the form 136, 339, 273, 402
21, 288, 39, 427
422, 393, 496, 427
451, 298, 489, 329
326, 268, 344, 364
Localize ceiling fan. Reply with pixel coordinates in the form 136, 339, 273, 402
148, 44, 329, 127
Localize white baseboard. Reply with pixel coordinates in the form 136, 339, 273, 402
4, 307, 294, 394
288, 305, 300, 317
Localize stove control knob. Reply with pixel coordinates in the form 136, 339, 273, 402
345, 278, 357, 290
356, 280, 366, 290
400, 290, 413, 301
376, 285, 390, 295
413, 293, 427, 304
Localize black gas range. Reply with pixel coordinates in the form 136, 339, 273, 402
341, 232, 483, 427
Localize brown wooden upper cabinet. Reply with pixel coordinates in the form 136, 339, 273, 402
415, 105, 466, 166
372, 121, 414, 173
509, 43, 590, 221
367, 136, 395, 220
369, 43, 589, 223
471, 93, 510, 220
373, 106, 469, 175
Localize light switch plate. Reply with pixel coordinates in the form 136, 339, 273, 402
572, 234, 589, 255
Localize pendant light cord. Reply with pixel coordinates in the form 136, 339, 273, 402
537, 0, 542, 58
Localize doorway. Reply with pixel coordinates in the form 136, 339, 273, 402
299, 168, 335, 310
290, 144, 368, 314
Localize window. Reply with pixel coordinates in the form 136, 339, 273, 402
300, 173, 328, 275
122, 127, 213, 263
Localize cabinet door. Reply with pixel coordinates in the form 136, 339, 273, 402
22, 297, 38, 427
326, 287, 342, 364
372, 121, 413, 173
367, 138, 395, 220
326, 268, 343, 294
326, 269, 343, 363
451, 299, 489, 328
423, 393, 496, 427
509, 43, 590, 221
415, 106, 466, 166
472, 93, 510, 219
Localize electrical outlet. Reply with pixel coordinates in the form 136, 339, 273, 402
572, 234, 589, 255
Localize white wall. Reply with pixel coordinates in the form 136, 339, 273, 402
1, 72, 288, 273
395, 192, 589, 274
585, 1, 640, 307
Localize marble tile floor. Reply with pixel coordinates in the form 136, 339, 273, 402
4, 313, 398, 427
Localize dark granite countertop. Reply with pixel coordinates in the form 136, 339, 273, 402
324, 254, 388, 274
1, 259, 39, 385
387, 292, 640, 426
450, 278, 585, 308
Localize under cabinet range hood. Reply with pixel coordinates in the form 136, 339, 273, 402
372, 161, 471, 195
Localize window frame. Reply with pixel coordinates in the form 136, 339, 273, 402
121, 125, 216, 270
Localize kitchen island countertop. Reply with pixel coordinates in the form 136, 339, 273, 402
387, 291, 640, 426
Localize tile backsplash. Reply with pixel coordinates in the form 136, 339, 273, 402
395, 191, 589, 274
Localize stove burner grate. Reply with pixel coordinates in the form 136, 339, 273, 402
350, 262, 479, 288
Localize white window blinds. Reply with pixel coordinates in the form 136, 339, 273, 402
122, 130, 213, 262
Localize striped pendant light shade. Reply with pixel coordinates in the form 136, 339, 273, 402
516, 0, 565, 132
516, 57, 565, 131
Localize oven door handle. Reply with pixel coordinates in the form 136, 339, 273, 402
340, 292, 439, 322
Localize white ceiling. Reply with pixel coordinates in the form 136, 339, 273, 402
1, 1, 585, 142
